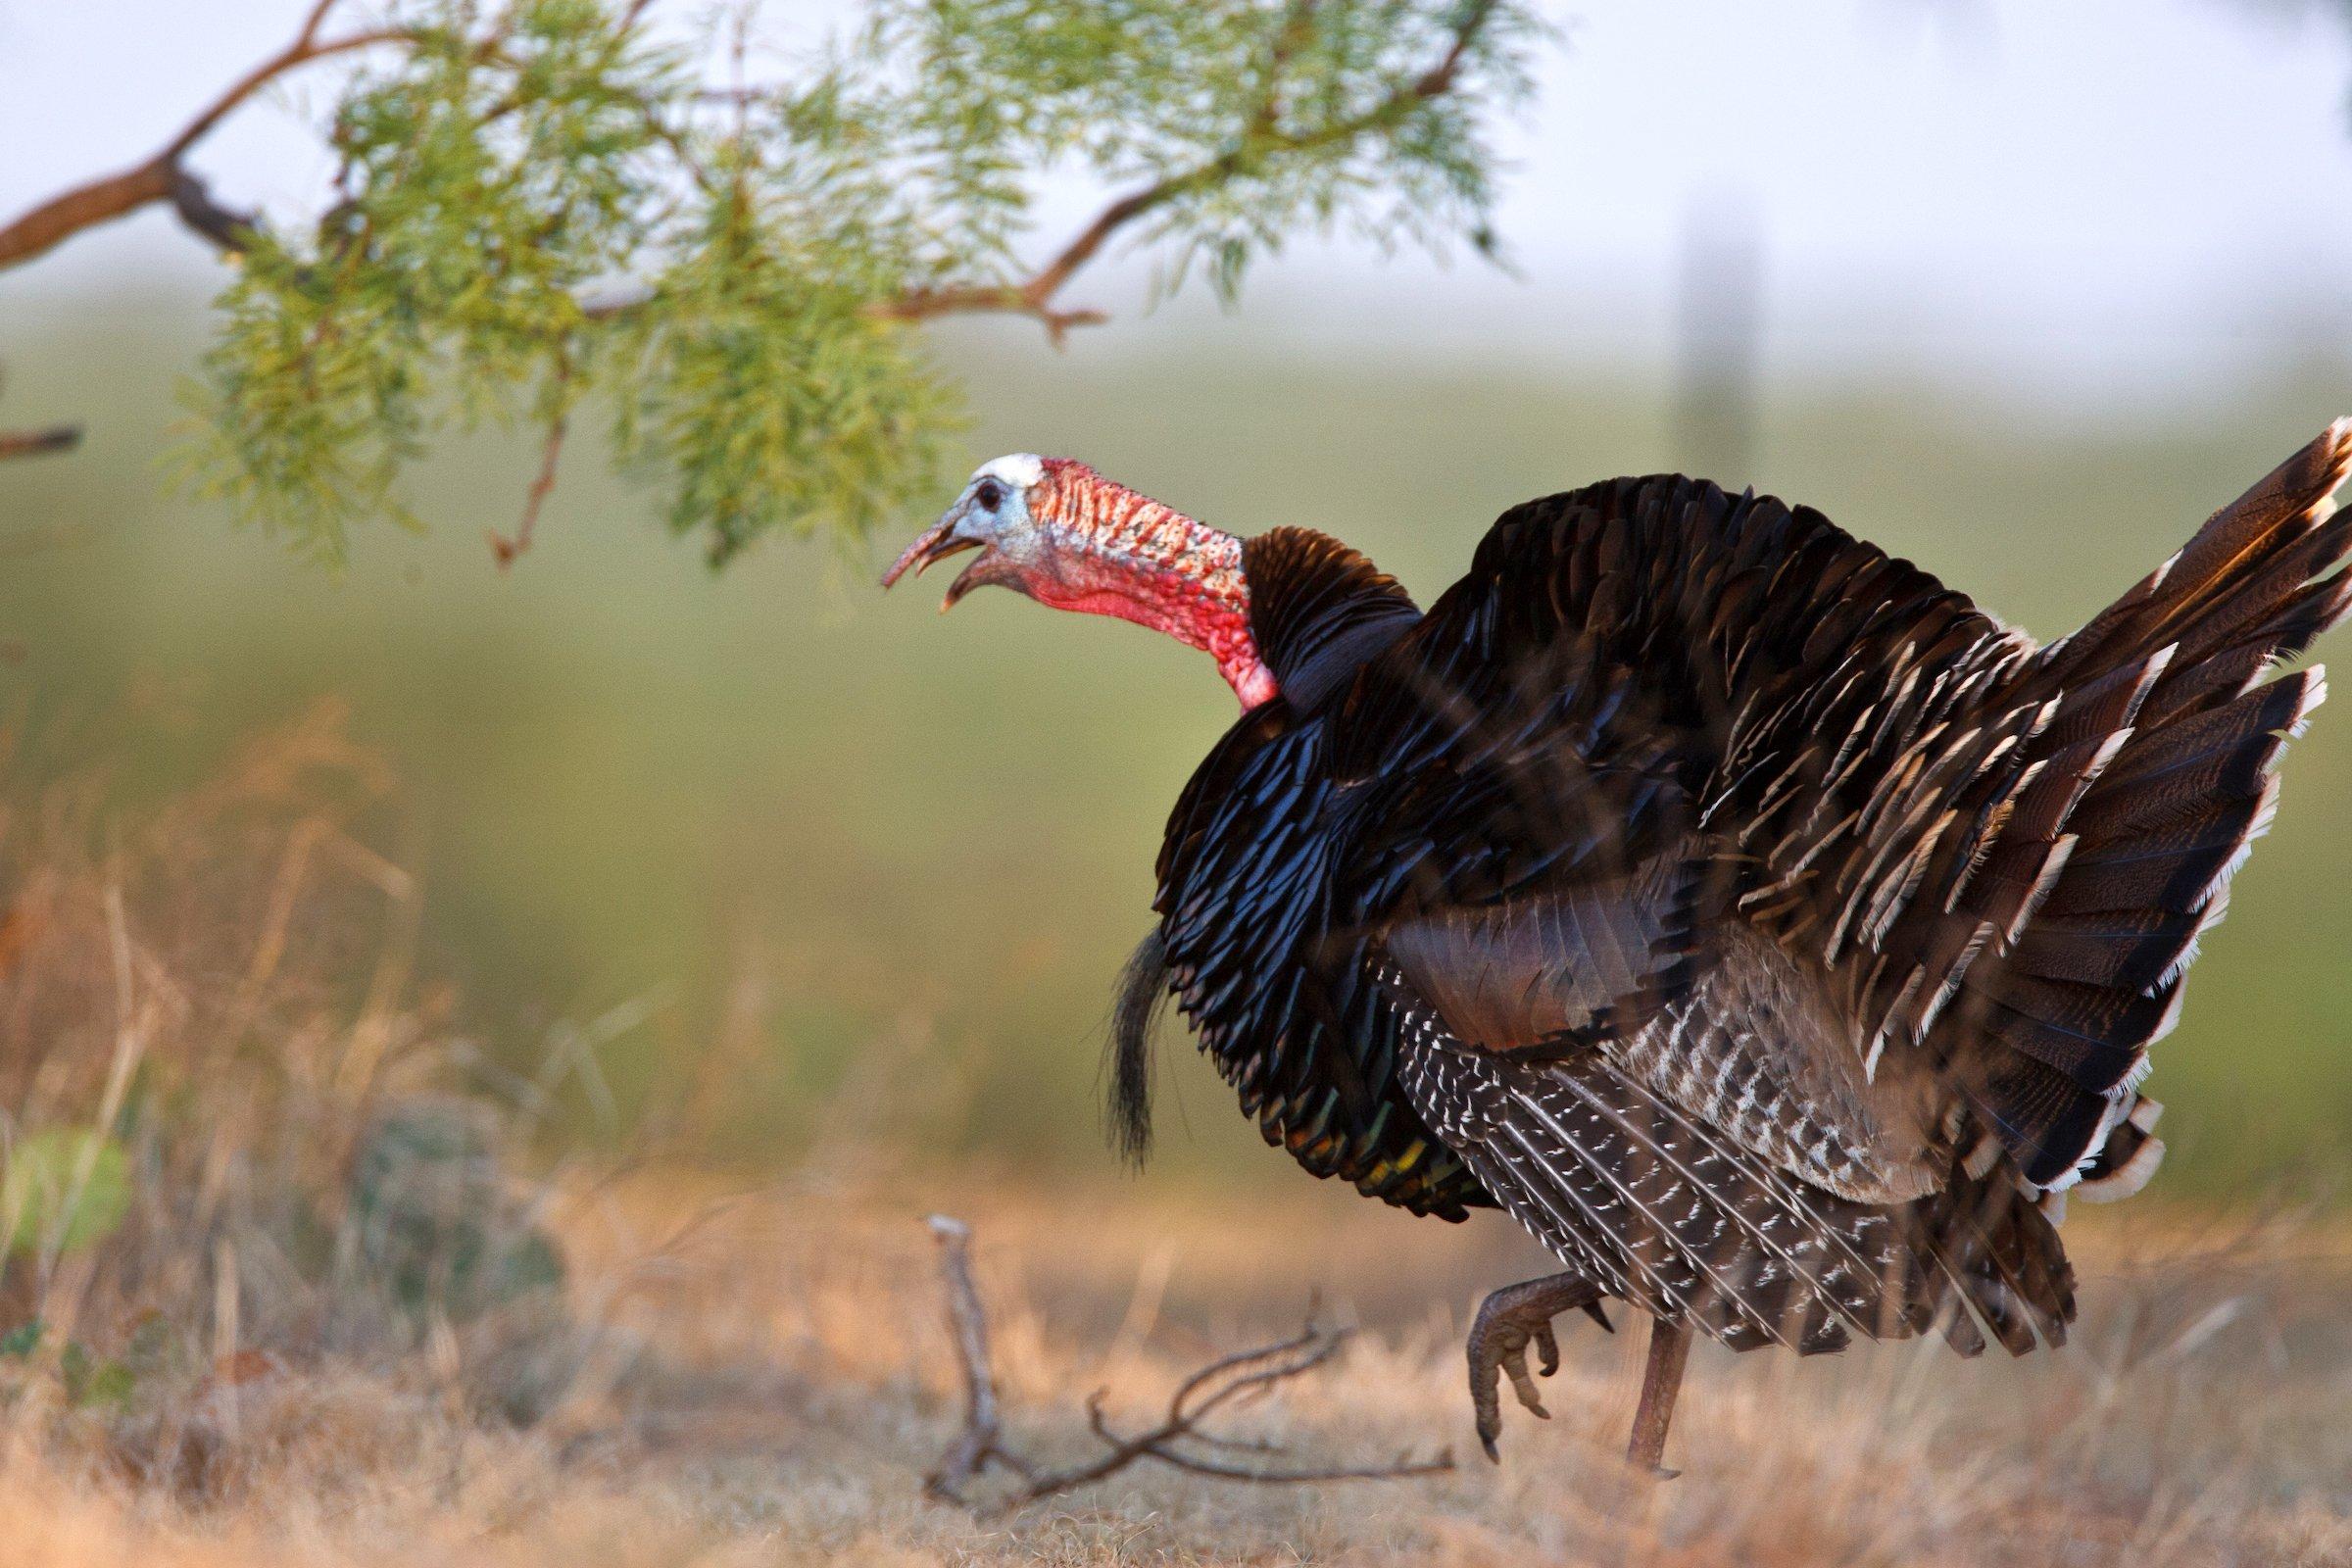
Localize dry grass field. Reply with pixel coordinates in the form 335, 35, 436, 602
0, 710, 2346, 1567
6, 1169, 2352, 1568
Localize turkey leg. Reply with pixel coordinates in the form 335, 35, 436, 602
1626, 1316, 1690, 1477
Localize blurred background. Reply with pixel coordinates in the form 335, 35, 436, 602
4, 0, 2351, 1202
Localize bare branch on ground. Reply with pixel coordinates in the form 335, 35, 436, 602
922, 1213, 1451, 1511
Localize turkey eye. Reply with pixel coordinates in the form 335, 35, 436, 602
974, 479, 1004, 511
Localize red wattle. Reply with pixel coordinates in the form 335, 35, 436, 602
1025, 460, 1278, 709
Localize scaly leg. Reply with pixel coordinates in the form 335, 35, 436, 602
1625, 1316, 1690, 1478
1466, 1272, 1613, 1460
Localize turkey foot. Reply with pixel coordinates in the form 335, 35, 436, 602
1467, 1272, 1612, 1460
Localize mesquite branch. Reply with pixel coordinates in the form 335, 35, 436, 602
0, 0, 1516, 558
0, 5, 407, 270
874, 0, 1500, 344
922, 1214, 1450, 1511
2, 0, 1500, 325
0, 426, 81, 464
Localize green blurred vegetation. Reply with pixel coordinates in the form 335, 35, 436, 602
3, 291, 2350, 1199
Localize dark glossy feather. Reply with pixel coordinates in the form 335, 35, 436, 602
1141, 422, 2349, 1353
1107, 926, 1172, 1164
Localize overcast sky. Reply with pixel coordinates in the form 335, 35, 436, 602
3, 0, 2349, 401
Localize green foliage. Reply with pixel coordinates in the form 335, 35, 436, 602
888, 0, 1539, 296
608, 138, 963, 564
189, 0, 681, 564
3, 1127, 132, 1257
349, 1100, 566, 1321
0, 1317, 172, 1411
181, 0, 1543, 565
59, 1339, 138, 1410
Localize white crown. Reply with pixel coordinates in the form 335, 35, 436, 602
973, 453, 1045, 488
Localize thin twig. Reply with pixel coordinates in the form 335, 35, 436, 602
295, 0, 343, 53
166, 166, 266, 256
921, 1214, 1450, 1512
490, 356, 573, 568
162, 27, 410, 166
490, 409, 566, 568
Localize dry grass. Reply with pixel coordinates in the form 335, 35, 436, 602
4, 714, 2352, 1566
8, 1173, 2352, 1567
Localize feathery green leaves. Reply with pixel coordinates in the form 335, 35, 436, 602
183, 0, 1544, 566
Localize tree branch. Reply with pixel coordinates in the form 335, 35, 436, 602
0, 0, 1519, 555
0, 426, 82, 463
921, 1214, 1449, 1513
49, 0, 1497, 339
0, 364, 81, 463
871, 0, 1498, 345
0, 18, 410, 271
294, 0, 344, 54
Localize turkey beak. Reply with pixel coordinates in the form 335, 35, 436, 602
880, 513, 986, 607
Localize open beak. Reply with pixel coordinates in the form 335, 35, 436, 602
879, 515, 981, 589
881, 510, 1002, 612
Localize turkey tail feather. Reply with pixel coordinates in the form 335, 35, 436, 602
1107, 926, 1173, 1165
1954, 420, 2352, 1187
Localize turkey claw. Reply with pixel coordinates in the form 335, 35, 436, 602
1467, 1273, 1610, 1461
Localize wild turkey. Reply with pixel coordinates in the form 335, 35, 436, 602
881, 424, 2352, 1472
